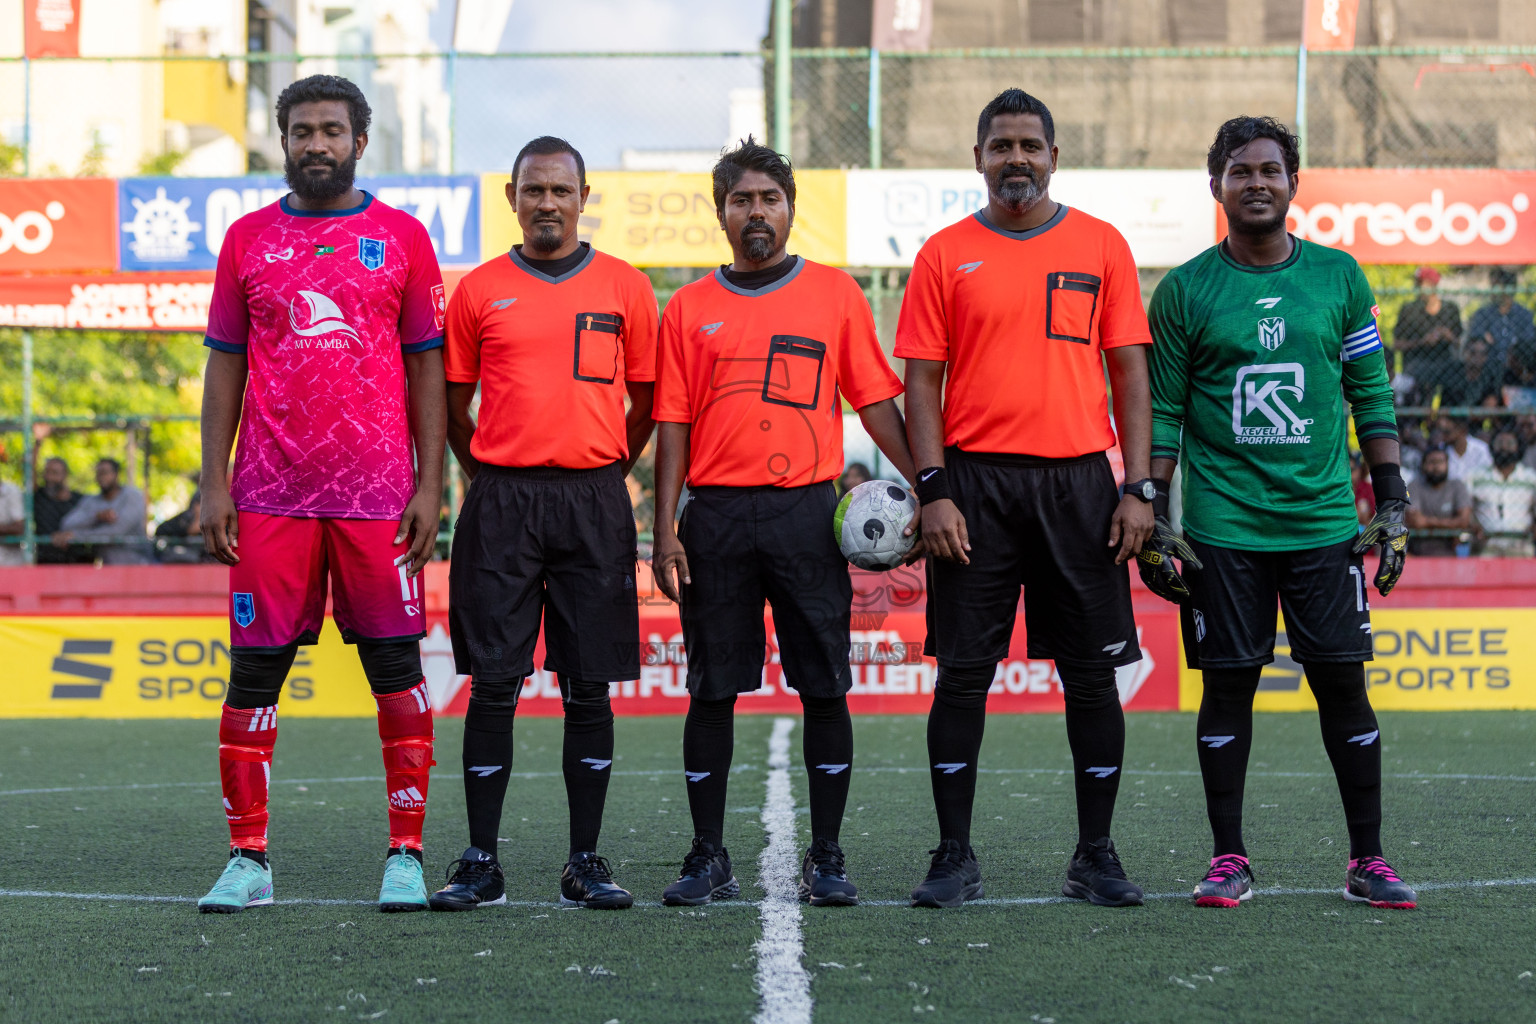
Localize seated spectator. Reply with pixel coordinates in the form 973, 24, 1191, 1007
1520, 414, 1536, 473
0, 448, 24, 567
1394, 267, 1460, 399
33, 456, 84, 564
54, 458, 149, 565
1470, 430, 1536, 558
154, 489, 210, 564
1350, 453, 1373, 525
1437, 414, 1493, 482
839, 461, 872, 495
1467, 268, 1536, 388
1440, 339, 1502, 408
1405, 448, 1473, 556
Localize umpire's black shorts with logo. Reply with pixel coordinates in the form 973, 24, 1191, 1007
1179, 535, 1373, 670
449, 462, 640, 683
678, 481, 852, 700
925, 447, 1141, 673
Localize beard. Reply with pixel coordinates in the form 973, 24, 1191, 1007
740, 222, 778, 263
1227, 198, 1289, 237
284, 149, 358, 204
1493, 451, 1522, 469
526, 219, 566, 253
990, 166, 1044, 211
1422, 470, 1448, 486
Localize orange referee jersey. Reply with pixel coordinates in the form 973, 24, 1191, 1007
655, 256, 903, 488
445, 245, 657, 469
893, 206, 1151, 458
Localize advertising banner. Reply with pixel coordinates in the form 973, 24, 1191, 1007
1304, 0, 1360, 51
117, 175, 482, 272
0, 178, 117, 273
1179, 609, 1536, 712
1217, 169, 1536, 265
24, 0, 80, 58
0, 271, 213, 331
479, 170, 846, 267
871, 0, 933, 51
844, 169, 1215, 268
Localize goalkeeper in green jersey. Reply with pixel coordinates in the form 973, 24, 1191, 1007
1143, 116, 1416, 912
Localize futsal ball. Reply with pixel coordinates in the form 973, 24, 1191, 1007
834, 480, 917, 571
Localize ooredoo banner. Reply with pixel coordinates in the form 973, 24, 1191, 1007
24, 0, 80, 58
844, 169, 1215, 268
0, 178, 117, 273
1217, 169, 1536, 265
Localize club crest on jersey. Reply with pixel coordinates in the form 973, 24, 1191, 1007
233, 592, 255, 628
1257, 316, 1286, 351
358, 237, 386, 271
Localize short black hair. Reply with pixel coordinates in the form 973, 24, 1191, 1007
276, 74, 371, 137
712, 136, 795, 215
512, 136, 586, 190
976, 89, 1055, 149
44, 456, 67, 470
1207, 116, 1300, 179
97, 457, 121, 473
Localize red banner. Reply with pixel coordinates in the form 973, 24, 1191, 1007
24, 0, 80, 58
1216, 169, 1536, 265
0, 179, 117, 273
0, 271, 213, 331
1304, 0, 1359, 51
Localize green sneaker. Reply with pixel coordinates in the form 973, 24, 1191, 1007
198, 851, 273, 914
379, 852, 429, 913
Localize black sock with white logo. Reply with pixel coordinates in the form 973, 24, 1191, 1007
800, 694, 853, 844
462, 681, 520, 856
682, 695, 736, 848
1304, 661, 1383, 859
1195, 667, 1261, 857
1061, 667, 1125, 852
561, 677, 615, 856
927, 665, 993, 849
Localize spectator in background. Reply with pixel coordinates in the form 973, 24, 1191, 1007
1519, 414, 1536, 473
154, 488, 209, 564
1350, 453, 1374, 525
1406, 447, 1473, 556
32, 456, 83, 564
1470, 430, 1536, 558
1468, 267, 1536, 389
838, 461, 872, 496
0, 448, 24, 567
54, 458, 149, 565
1437, 414, 1493, 482
1441, 338, 1502, 408
1393, 267, 1461, 399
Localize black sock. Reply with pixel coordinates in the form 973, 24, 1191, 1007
462, 679, 520, 856
682, 695, 736, 848
561, 676, 615, 856
1304, 661, 1383, 859
1060, 666, 1125, 851
1195, 667, 1261, 857
926, 664, 992, 849
800, 694, 853, 844
388, 846, 424, 865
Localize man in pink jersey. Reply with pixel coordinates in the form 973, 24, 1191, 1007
196, 75, 447, 913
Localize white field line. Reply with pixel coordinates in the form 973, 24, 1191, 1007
2, 877, 1533, 910
752, 717, 812, 1024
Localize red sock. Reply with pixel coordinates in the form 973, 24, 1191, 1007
218, 704, 277, 851
375, 682, 434, 850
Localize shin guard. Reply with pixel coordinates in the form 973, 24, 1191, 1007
374, 681, 435, 850
218, 703, 278, 851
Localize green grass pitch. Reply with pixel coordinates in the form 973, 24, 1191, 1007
1, 712, 1533, 1023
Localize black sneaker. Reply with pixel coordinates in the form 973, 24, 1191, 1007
428, 846, 506, 911
910, 839, 983, 908
1345, 856, 1417, 909
560, 852, 634, 909
661, 838, 740, 906
799, 838, 858, 907
1062, 836, 1144, 907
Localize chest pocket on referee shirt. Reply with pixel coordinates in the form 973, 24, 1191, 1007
761, 335, 826, 410
573, 312, 624, 383
1045, 272, 1102, 345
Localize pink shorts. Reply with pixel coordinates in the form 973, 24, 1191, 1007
228, 511, 425, 650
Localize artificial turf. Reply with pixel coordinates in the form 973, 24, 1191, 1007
0, 711, 1532, 1023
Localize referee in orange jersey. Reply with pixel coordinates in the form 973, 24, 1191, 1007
896, 90, 1156, 909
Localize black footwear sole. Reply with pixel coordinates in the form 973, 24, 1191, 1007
198, 904, 242, 915
560, 894, 635, 909
802, 890, 859, 907
661, 877, 740, 907
428, 894, 506, 912
380, 902, 427, 913
910, 882, 983, 909
1061, 879, 1144, 907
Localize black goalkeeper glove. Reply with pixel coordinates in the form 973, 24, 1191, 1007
1137, 515, 1202, 605
1352, 497, 1409, 596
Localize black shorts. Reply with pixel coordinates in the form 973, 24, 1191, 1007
1179, 535, 1373, 670
924, 448, 1140, 672
449, 463, 640, 682
678, 482, 852, 700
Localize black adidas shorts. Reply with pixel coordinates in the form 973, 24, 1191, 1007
1179, 535, 1373, 670
924, 448, 1140, 672
449, 463, 640, 683
678, 481, 852, 700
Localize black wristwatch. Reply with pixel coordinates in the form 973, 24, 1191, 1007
1124, 478, 1157, 502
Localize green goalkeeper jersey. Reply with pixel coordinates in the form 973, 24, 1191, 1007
1148, 238, 1397, 552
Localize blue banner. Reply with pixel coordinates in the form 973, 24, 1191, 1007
117, 175, 482, 271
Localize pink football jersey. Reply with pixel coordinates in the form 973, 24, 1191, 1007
206, 193, 445, 519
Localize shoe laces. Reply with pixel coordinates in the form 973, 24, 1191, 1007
1081, 841, 1129, 880
444, 857, 497, 885
808, 839, 846, 876
570, 853, 615, 883
679, 839, 722, 879
1351, 856, 1402, 882
1204, 854, 1251, 883
927, 839, 971, 872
